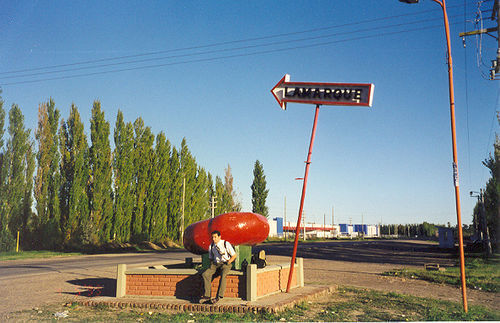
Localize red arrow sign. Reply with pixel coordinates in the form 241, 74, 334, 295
271, 74, 374, 110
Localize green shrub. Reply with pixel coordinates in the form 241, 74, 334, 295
0, 228, 15, 252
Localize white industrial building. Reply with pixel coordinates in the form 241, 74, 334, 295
269, 217, 380, 239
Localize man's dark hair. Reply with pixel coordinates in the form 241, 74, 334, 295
211, 230, 221, 236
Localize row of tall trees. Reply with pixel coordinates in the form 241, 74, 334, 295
0, 98, 35, 251
472, 116, 499, 252
379, 222, 438, 238
0, 97, 243, 251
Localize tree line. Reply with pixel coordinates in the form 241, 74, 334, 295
471, 116, 499, 252
379, 222, 438, 238
0, 97, 265, 251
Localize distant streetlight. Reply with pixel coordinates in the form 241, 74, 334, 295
469, 190, 492, 256
400, 0, 468, 312
294, 177, 306, 241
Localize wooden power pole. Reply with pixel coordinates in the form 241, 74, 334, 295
459, 0, 499, 79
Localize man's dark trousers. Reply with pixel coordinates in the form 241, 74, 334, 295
202, 262, 231, 298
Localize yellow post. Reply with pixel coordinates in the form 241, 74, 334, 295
16, 231, 19, 252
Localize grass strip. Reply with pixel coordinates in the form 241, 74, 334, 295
0, 250, 81, 261
316, 286, 499, 321
382, 254, 500, 292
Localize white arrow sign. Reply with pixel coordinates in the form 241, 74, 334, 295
271, 74, 374, 110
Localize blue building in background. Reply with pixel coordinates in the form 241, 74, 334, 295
273, 217, 283, 236
354, 224, 368, 235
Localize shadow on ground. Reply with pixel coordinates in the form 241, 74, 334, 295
66, 278, 116, 297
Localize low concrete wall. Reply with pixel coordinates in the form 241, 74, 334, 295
116, 258, 304, 301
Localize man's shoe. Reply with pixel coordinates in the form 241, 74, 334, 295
210, 297, 220, 305
199, 297, 211, 304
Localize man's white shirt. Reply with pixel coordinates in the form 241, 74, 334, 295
209, 239, 236, 264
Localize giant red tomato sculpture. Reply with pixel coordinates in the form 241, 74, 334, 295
183, 212, 269, 254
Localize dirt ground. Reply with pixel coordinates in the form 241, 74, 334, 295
263, 239, 499, 311
0, 240, 498, 321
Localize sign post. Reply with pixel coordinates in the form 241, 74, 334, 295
271, 74, 374, 293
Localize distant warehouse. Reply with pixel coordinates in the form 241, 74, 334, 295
269, 217, 380, 239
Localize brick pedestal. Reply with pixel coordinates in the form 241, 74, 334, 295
117, 258, 303, 301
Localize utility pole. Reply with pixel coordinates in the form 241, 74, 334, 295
323, 213, 326, 239
210, 195, 217, 218
361, 213, 364, 238
459, 0, 499, 79
303, 211, 306, 241
496, 0, 500, 78
180, 177, 185, 242
470, 189, 493, 257
332, 206, 334, 226
284, 195, 287, 241
479, 189, 493, 256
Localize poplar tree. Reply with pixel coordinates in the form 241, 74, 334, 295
0, 95, 5, 190
0, 94, 4, 152
251, 160, 269, 217
89, 101, 113, 243
0, 96, 11, 250
166, 146, 182, 241
34, 99, 61, 248
147, 132, 171, 242
131, 117, 154, 242
206, 172, 215, 218
215, 176, 232, 214
113, 111, 135, 242
224, 164, 242, 212
59, 104, 89, 246
23, 142, 35, 247
481, 126, 500, 250
180, 138, 198, 227
3, 105, 35, 244
192, 166, 209, 222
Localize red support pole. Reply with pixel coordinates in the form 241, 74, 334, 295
286, 104, 320, 293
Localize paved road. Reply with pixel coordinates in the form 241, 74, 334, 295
0, 250, 200, 319
0, 251, 197, 280
0, 240, 453, 281
256, 239, 456, 267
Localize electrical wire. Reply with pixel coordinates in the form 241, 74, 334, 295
0, 4, 465, 77
0, 15, 464, 81
474, 0, 498, 80
464, 0, 474, 188
485, 89, 500, 157
0, 20, 464, 86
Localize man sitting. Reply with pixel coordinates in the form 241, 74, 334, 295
200, 230, 237, 304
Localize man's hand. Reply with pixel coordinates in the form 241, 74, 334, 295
227, 253, 237, 265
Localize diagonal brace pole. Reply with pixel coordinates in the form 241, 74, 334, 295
286, 104, 320, 293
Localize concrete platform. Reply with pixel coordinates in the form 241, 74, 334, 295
77, 284, 335, 314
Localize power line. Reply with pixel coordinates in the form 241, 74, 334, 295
0, 15, 464, 81
463, 0, 473, 188
0, 20, 463, 86
0, 4, 466, 77
484, 88, 500, 161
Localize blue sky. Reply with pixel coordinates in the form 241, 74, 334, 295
0, 0, 498, 227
